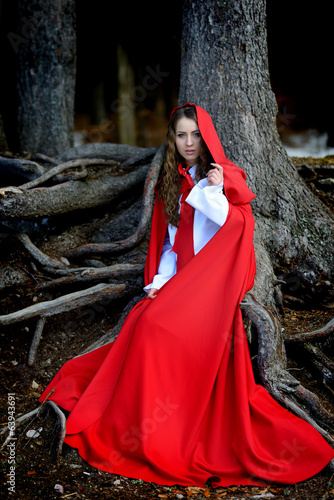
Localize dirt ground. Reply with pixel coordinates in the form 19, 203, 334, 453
1, 156, 334, 499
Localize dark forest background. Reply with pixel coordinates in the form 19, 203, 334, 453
0, 0, 332, 152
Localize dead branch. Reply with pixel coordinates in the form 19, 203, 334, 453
64, 143, 165, 259
0, 163, 149, 220
284, 317, 334, 343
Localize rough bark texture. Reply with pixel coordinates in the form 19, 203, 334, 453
16, 0, 76, 155
0, 163, 148, 220
179, 0, 334, 308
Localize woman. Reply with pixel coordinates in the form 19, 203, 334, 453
40, 103, 334, 488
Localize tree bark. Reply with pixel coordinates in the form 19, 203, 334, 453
0, 163, 149, 220
179, 0, 334, 308
16, 0, 76, 155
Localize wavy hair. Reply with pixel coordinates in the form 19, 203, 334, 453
157, 106, 214, 227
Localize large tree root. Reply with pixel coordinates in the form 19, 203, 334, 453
37, 263, 145, 290
284, 317, 334, 343
0, 162, 149, 220
1, 142, 333, 463
241, 293, 334, 443
5, 228, 69, 270
64, 143, 165, 259
0, 154, 45, 183
18, 158, 119, 190
55, 142, 157, 163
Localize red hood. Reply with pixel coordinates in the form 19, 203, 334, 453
171, 103, 255, 205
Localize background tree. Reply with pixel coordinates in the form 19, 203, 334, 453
0, 113, 8, 151
15, 0, 76, 155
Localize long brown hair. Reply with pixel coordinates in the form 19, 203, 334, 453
158, 106, 214, 227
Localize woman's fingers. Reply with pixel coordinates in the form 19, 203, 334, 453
147, 288, 158, 299
207, 163, 224, 186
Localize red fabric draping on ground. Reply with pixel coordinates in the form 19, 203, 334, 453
40, 104, 334, 487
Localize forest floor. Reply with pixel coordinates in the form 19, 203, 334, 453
0, 156, 334, 499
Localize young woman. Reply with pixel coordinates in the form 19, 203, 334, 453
39, 103, 334, 488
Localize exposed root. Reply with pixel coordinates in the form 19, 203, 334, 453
37, 263, 145, 290
46, 401, 67, 461
241, 293, 334, 442
10, 230, 69, 270
282, 395, 334, 447
28, 316, 47, 366
302, 343, 334, 389
0, 283, 128, 364
292, 384, 334, 432
284, 317, 334, 343
19, 158, 119, 190
64, 143, 165, 259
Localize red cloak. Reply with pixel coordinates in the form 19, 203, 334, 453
39, 103, 334, 487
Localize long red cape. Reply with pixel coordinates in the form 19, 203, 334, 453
40, 104, 334, 487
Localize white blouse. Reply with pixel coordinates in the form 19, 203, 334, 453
144, 165, 229, 292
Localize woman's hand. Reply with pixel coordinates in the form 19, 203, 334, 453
207, 163, 223, 186
147, 288, 158, 299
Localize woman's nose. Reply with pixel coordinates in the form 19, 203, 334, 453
186, 135, 193, 145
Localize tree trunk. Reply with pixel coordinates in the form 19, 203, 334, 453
179, 0, 333, 307
178, 0, 334, 435
116, 45, 137, 145
16, 0, 76, 155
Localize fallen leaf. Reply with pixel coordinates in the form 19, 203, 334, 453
187, 487, 205, 493
158, 496, 168, 499
27, 470, 36, 475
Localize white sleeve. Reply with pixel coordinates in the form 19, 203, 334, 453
144, 233, 177, 292
185, 177, 229, 227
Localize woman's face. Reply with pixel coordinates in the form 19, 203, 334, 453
175, 117, 202, 167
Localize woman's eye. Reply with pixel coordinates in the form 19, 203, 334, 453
177, 133, 184, 137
